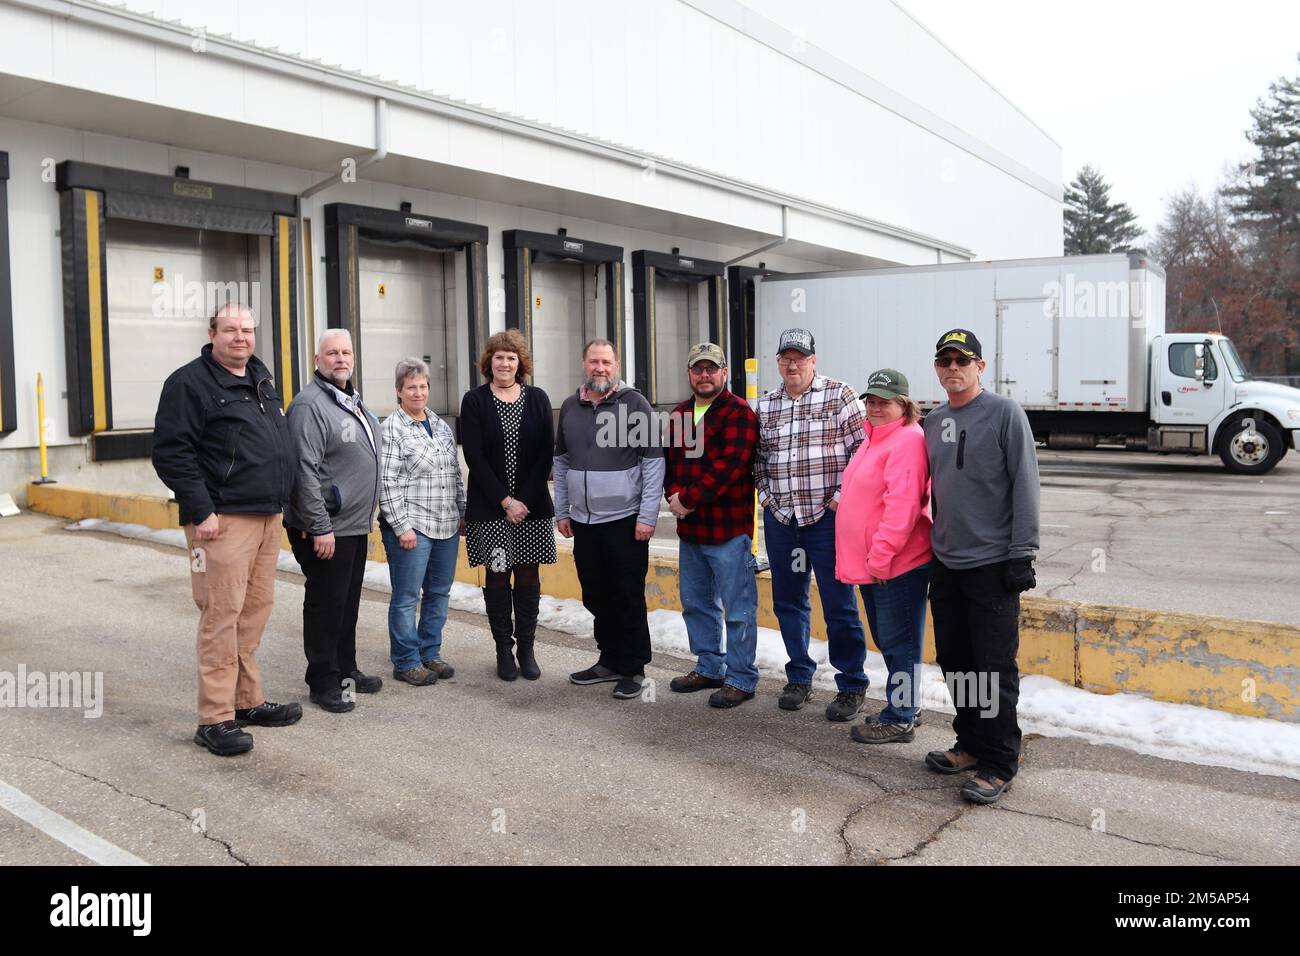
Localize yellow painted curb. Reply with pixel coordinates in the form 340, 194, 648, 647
27, 483, 1300, 722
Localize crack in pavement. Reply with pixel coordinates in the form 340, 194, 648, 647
764, 733, 956, 796
989, 804, 1240, 863
764, 733, 971, 865
1, 750, 251, 866
873, 799, 973, 864
838, 802, 872, 864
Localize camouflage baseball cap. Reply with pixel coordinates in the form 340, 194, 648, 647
687, 342, 726, 368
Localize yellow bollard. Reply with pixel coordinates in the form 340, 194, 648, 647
35, 372, 55, 484
745, 358, 760, 560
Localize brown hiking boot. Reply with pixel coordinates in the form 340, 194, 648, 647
393, 666, 438, 687
422, 660, 456, 680
670, 670, 725, 693
708, 685, 755, 709
851, 718, 915, 744
924, 749, 978, 774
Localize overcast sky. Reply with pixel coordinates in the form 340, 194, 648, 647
895, 0, 1300, 241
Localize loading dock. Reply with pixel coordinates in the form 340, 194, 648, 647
632, 251, 725, 408
503, 230, 624, 403
324, 204, 488, 420
54, 162, 300, 460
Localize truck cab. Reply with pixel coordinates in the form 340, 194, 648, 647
1151, 333, 1300, 474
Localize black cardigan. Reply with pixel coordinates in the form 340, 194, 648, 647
460, 383, 556, 522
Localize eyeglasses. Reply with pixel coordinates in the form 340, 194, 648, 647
689, 363, 722, 375
778, 356, 812, 368
934, 355, 975, 368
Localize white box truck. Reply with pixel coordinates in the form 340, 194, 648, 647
754, 253, 1300, 474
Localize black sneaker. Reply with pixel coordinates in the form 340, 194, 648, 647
778, 682, 814, 711
569, 663, 621, 685
310, 688, 355, 713
234, 701, 303, 727
194, 720, 253, 756
344, 670, 383, 694
825, 691, 866, 722
611, 676, 645, 699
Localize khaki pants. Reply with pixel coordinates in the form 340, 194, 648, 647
183, 514, 282, 724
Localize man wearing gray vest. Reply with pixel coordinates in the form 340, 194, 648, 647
923, 328, 1040, 805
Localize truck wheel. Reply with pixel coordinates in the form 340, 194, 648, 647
1217, 416, 1285, 475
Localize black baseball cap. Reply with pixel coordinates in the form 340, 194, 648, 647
777, 328, 815, 356
935, 328, 982, 359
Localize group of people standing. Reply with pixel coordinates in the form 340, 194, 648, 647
152, 303, 1038, 807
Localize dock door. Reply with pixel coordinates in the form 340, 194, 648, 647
632, 251, 725, 409
325, 204, 489, 422
503, 230, 624, 404
54, 161, 299, 461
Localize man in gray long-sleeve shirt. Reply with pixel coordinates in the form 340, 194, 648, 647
554, 339, 665, 700
922, 328, 1040, 805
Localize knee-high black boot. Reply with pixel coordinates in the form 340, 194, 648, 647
512, 583, 542, 680
482, 587, 518, 681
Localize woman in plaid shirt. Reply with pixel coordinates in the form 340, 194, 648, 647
378, 358, 466, 688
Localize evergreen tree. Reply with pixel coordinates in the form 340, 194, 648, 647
1224, 55, 1300, 372
1063, 164, 1142, 255
1226, 55, 1300, 250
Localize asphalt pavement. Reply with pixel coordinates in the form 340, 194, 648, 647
1, 512, 1296, 865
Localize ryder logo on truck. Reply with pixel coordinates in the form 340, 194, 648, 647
1041, 274, 1153, 327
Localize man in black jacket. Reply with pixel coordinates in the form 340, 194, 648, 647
152, 304, 301, 756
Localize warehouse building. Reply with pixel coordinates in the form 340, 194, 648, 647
0, 0, 1062, 498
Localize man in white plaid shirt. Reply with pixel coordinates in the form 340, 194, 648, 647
756, 328, 871, 721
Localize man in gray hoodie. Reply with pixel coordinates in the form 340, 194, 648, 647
554, 339, 665, 700
922, 328, 1040, 805
285, 329, 384, 713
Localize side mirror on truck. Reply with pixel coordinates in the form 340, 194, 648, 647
1197, 340, 1217, 386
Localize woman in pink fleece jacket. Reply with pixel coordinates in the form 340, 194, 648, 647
835, 368, 932, 743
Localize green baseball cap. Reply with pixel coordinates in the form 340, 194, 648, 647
864, 368, 909, 400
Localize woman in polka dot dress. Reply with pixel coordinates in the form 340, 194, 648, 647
460, 330, 557, 681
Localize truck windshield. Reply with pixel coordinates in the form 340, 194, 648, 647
1219, 339, 1249, 382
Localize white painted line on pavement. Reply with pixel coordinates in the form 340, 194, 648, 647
0, 778, 149, 866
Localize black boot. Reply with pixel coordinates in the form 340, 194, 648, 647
482, 586, 518, 681
512, 583, 542, 680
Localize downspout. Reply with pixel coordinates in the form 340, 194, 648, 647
297, 97, 388, 355
726, 205, 789, 266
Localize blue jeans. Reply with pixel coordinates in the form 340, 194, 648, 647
381, 524, 459, 671
763, 507, 868, 692
859, 562, 931, 724
679, 535, 760, 693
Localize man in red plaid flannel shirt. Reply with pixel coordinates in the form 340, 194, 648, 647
663, 343, 762, 708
